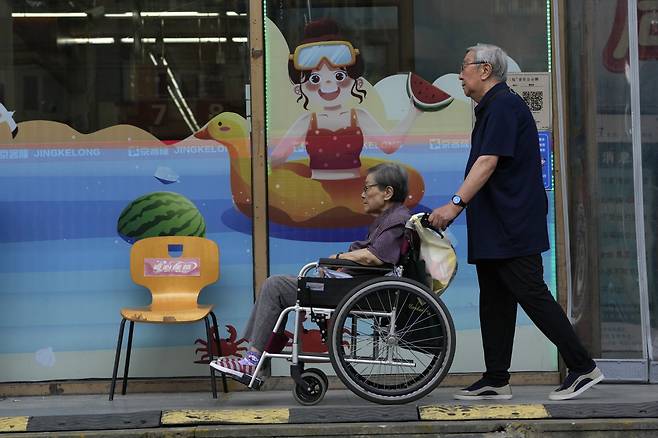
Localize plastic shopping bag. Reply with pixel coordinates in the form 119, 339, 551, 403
407, 213, 458, 294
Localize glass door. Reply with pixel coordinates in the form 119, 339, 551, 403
563, 0, 655, 381
635, 0, 658, 382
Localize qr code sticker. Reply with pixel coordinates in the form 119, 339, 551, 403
522, 90, 543, 111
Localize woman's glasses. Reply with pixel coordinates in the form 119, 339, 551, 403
362, 183, 380, 193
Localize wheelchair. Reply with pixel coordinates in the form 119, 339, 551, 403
242, 217, 456, 405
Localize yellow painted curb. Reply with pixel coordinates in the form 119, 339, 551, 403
419, 404, 551, 421
0, 416, 29, 433
161, 408, 289, 425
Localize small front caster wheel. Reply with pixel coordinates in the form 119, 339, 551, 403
292, 370, 328, 406
304, 367, 329, 388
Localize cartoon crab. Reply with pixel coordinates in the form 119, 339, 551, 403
194, 324, 248, 363
284, 314, 351, 353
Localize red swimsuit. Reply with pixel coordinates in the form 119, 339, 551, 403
305, 109, 364, 171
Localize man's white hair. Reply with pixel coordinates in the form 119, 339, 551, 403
467, 44, 508, 82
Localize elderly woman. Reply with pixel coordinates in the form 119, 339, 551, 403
211, 162, 411, 381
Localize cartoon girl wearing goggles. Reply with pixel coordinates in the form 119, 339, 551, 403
270, 18, 420, 181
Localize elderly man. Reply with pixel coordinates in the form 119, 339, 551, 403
211, 163, 411, 383
429, 44, 602, 401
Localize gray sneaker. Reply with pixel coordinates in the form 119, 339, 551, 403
453, 378, 513, 400
549, 366, 604, 401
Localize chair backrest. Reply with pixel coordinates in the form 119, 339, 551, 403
130, 236, 219, 309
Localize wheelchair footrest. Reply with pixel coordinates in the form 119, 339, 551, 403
222, 371, 264, 389
244, 374, 264, 390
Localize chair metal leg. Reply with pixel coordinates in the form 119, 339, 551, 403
113, 314, 226, 400
205, 317, 218, 398
121, 321, 135, 395
210, 311, 228, 393
109, 318, 126, 401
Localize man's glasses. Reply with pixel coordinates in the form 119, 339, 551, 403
362, 183, 380, 193
460, 61, 488, 72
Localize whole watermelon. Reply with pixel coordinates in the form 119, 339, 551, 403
117, 192, 206, 244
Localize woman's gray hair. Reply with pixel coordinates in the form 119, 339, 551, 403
367, 163, 408, 203
467, 44, 508, 82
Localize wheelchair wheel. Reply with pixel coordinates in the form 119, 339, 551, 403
305, 367, 329, 388
292, 369, 328, 406
328, 278, 455, 404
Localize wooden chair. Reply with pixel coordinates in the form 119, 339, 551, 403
109, 236, 227, 400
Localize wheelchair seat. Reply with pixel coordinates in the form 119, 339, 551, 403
298, 258, 393, 308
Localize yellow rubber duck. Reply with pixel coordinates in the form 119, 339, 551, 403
195, 112, 425, 228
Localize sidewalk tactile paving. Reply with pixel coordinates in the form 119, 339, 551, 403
419, 404, 550, 421
161, 408, 289, 425
0, 417, 28, 433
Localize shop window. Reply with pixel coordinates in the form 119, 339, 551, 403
0, 1, 254, 380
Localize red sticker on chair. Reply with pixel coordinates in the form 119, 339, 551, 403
144, 258, 201, 276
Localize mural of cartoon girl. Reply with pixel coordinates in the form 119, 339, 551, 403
269, 18, 421, 181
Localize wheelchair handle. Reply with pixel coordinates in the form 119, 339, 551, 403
420, 213, 445, 238
298, 261, 319, 278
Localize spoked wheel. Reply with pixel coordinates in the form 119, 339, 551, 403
292, 369, 328, 406
328, 278, 455, 404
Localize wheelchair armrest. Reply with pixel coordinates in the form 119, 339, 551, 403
317, 258, 394, 272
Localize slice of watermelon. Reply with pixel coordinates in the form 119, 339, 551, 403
406, 72, 454, 111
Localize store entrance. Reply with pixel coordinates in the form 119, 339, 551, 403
562, 0, 657, 382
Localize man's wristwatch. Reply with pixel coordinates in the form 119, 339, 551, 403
451, 194, 467, 208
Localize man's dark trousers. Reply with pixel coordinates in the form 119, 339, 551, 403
476, 254, 594, 384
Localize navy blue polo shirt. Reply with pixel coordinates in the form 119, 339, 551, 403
465, 82, 549, 264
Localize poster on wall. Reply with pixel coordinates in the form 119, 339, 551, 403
263, 15, 558, 373
508, 72, 552, 131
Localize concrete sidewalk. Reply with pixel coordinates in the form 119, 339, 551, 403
1, 383, 657, 436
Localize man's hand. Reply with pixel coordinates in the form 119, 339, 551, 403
431, 156, 496, 230
428, 203, 463, 230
